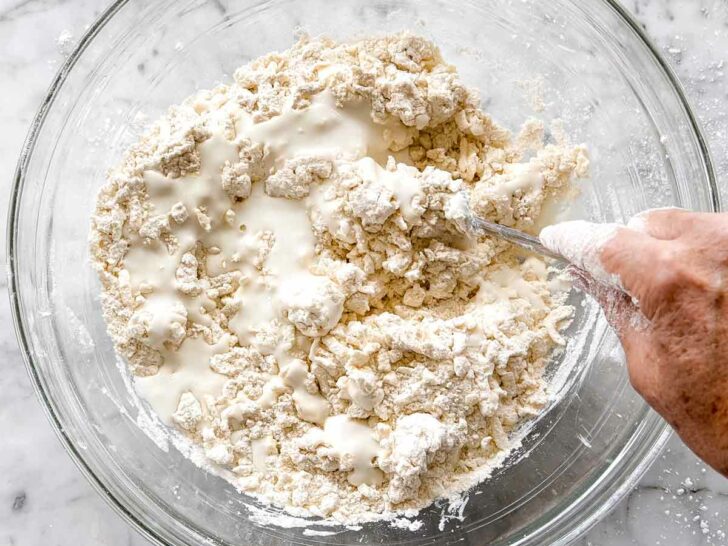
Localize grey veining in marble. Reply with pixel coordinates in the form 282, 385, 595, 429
1, 0, 726, 545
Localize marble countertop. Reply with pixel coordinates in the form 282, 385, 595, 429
1, 0, 727, 544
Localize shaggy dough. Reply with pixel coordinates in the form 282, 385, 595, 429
90, 33, 588, 523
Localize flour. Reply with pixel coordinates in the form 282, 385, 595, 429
90, 33, 589, 525
56, 29, 75, 57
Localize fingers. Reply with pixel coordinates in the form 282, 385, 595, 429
546, 210, 703, 321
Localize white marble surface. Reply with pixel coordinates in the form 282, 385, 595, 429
1, 0, 727, 544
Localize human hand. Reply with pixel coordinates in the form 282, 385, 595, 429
546, 209, 728, 476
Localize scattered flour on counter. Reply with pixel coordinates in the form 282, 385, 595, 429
90, 33, 589, 525
56, 29, 75, 56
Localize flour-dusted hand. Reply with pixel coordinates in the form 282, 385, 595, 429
544, 209, 728, 476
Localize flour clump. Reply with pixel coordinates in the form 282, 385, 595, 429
90, 33, 588, 524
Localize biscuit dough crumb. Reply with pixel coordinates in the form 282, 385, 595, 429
90, 33, 588, 524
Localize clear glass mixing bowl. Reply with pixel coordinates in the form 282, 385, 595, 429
8, 0, 720, 544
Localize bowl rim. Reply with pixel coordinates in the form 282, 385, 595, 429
6, 1, 718, 545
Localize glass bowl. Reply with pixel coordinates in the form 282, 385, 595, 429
8, 0, 719, 544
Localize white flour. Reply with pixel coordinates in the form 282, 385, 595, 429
90, 33, 589, 525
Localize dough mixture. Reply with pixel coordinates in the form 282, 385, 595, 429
90, 34, 588, 523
